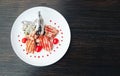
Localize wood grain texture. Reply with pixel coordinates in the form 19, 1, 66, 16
0, 0, 120, 76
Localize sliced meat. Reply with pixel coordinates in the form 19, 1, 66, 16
37, 35, 53, 51
45, 25, 59, 39
26, 39, 36, 53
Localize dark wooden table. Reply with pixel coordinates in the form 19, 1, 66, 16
1, 0, 120, 76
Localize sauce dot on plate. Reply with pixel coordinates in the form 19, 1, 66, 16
58, 26, 60, 28
56, 46, 59, 49
18, 40, 20, 42
38, 56, 40, 58
59, 44, 61, 46
50, 20, 52, 22
23, 49, 25, 51
42, 56, 44, 58
60, 29, 62, 31
47, 54, 49, 56
18, 35, 20, 37
54, 23, 56, 25
34, 56, 36, 58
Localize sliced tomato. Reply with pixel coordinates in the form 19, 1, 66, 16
53, 38, 59, 44
36, 46, 42, 52
22, 38, 27, 43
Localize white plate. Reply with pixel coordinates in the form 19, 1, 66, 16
11, 6, 71, 66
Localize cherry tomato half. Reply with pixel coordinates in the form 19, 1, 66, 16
36, 46, 42, 52
22, 38, 27, 43
53, 38, 59, 44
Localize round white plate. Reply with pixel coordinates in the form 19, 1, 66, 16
11, 6, 71, 66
